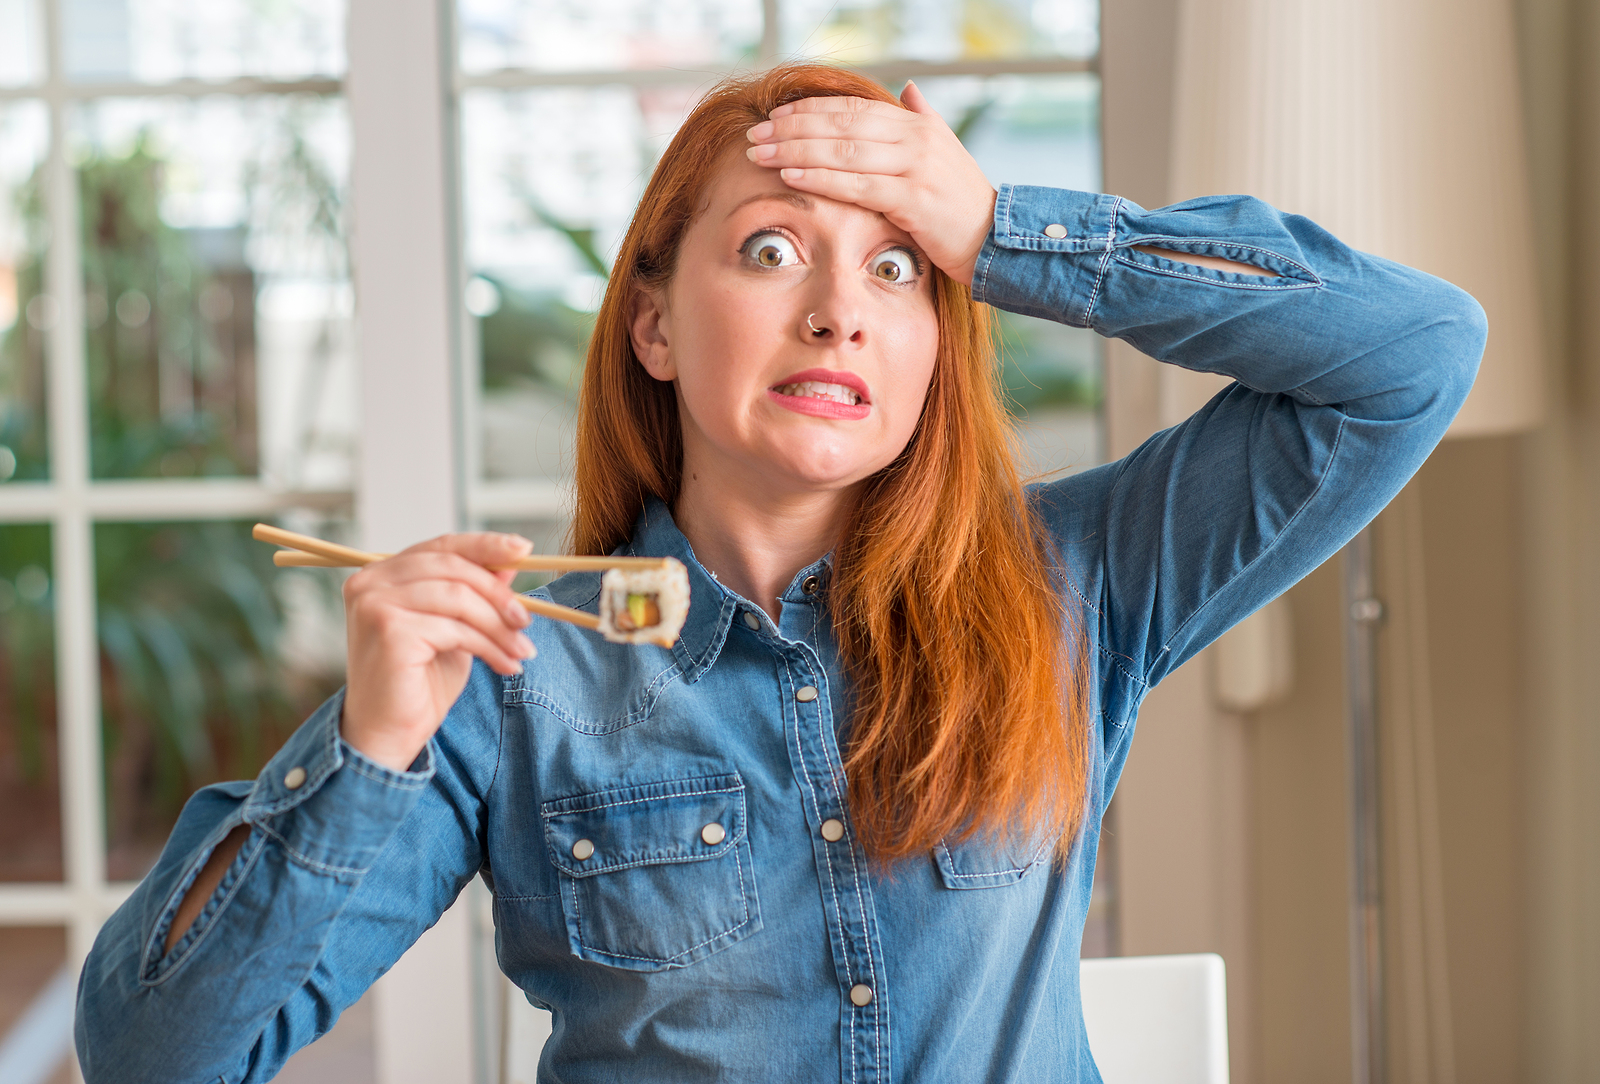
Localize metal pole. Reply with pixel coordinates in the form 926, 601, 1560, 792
1343, 527, 1386, 1084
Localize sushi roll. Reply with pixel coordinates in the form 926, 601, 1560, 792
597, 558, 691, 647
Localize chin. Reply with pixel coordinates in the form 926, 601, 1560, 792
765, 441, 896, 492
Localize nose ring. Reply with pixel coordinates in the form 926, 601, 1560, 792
807, 313, 827, 336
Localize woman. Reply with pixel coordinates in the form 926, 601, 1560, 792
75, 65, 1485, 1082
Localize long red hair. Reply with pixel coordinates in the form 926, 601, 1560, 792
572, 64, 1087, 863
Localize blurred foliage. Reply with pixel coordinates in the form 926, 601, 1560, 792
78, 136, 258, 479
0, 526, 55, 786
0, 188, 49, 481
477, 274, 594, 396
95, 521, 305, 817
1, 123, 345, 859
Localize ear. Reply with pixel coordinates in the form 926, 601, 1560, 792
629, 286, 676, 382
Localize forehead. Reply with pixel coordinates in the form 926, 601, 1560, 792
694, 146, 900, 234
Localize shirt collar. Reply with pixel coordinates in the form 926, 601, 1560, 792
628, 497, 739, 682
544, 496, 834, 682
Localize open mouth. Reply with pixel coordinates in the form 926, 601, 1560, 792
770, 380, 864, 407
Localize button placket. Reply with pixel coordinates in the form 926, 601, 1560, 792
780, 650, 890, 1083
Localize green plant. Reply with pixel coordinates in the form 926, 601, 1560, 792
2, 112, 347, 864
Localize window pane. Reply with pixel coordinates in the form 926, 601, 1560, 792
782, 0, 1097, 65
60, 0, 344, 83
71, 95, 356, 487
0, 524, 61, 883
98, 514, 349, 881
0, 101, 49, 483
458, 0, 761, 74
0, 0, 44, 86
921, 73, 1104, 475
462, 85, 698, 484
0, 927, 72, 1084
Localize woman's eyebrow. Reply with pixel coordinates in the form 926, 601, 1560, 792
725, 191, 813, 219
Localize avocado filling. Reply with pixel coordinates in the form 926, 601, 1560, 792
619, 592, 661, 631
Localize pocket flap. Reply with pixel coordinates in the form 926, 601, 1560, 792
542, 773, 747, 879
933, 832, 1056, 890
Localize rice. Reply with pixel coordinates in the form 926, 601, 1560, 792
596, 558, 691, 647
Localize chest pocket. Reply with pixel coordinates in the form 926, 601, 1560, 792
933, 831, 1057, 890
541, 773, 762, 971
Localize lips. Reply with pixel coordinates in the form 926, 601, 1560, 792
767, 368, 871, 406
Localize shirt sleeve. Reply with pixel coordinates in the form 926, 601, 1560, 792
74, 664, 507, 1084
974, 185, 1486, 699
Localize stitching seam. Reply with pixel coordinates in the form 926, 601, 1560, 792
1111, 253, 1322, 290
542, 783, 742, 816
1082, 197, 1122, 328
255, 822, 370, 877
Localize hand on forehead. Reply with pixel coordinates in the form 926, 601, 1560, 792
742, 84, 998, 288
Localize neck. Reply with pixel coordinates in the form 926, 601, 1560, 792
673, 462, 856, 622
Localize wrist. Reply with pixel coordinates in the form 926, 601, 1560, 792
339, 702, 431, 773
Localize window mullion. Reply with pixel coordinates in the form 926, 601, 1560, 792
40, 0, 109, 974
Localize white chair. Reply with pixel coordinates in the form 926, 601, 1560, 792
1080, 953, 1230, 1084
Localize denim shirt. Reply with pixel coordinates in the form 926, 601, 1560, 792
76, 185, 1486, 1083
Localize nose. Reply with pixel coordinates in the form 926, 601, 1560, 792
799, 271, 866, 347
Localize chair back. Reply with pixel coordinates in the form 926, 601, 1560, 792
1079, 953, 1230, 1083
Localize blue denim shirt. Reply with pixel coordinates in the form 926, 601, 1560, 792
76, 185, 1486, 1083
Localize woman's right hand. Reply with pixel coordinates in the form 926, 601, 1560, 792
340, 532, 537, 771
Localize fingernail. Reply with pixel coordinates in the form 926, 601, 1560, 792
747, 121, 773, 141
748, 143, 777, 161
780, 168, 804, 181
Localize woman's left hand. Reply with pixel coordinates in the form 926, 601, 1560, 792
745, 82, 998, 287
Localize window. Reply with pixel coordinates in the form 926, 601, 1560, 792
0, 0, 354, 1072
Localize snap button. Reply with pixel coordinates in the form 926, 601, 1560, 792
801, 575, 820, 596
849, 983, 874, 1007
795, 685, 819, 703
572, 838, 595, 861
283, 766, 307, 790
700, 822, 726, 846
1043, 223, 1068, 239
820, 818, 845, 842
742, 611, 761, 630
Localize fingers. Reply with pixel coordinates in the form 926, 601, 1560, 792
898, 80, 936, 116
360, 535, 532, 630
769, 95, 907, 121
411, 530, 532, 571
746, 136, 909, 178
770, 167, 903, 217
748, 109, 911, 148
353, 573, 534, 656
411, 612, 534, 677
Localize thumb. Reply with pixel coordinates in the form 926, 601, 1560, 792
900, 80, 936, 115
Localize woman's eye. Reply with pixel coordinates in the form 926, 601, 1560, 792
872, 249, 918, 283
746, 233, 798, 268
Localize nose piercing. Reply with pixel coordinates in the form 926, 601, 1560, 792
807, 313, 827, 336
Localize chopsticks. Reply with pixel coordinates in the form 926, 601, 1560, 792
252, 523, 668, 634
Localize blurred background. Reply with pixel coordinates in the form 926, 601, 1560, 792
0, 0, 1592, 1082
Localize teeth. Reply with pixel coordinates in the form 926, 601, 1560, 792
773, 381, 863, 406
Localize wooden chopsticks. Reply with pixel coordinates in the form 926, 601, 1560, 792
252, 523, 668, 634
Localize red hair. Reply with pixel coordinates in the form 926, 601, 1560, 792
572, 64, 1088, 863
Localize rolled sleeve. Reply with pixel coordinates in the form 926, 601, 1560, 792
970, 184, 1121, 327
244, 691, 436, 878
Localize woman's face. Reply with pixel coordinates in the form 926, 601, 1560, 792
631, 146, 940, 499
